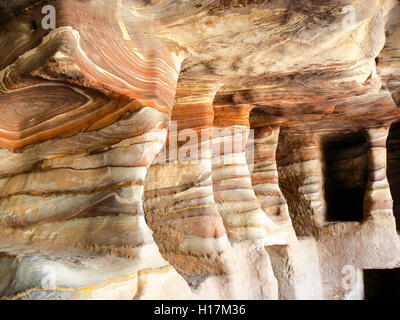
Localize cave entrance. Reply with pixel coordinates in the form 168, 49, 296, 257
323, 132, 368, 222
387, 121, 400, 232
364, 268, 400, 300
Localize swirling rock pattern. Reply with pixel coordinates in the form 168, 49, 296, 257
0, 0, 400, 300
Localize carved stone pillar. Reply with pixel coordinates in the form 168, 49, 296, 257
251, 125, 296, 242
144, 80, 229, 278
212, 105, 287, 245
363, 127, 393, 217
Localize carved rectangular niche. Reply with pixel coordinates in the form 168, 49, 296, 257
364, 268, 400, 300
322, 132, 368, 222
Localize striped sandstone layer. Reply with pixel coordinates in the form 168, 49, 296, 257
1, 0, 400, 300
0, 0, 190, 299
144, 80, 229, 277
212, 104, 291, 244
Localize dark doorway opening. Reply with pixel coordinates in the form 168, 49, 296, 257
364, 268, 400, 300
323, 132, 368, 222
387, 121, 400, 231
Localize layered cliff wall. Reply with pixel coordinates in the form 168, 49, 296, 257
0, 0, 399, 300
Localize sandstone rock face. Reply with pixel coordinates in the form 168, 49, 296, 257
0, 0, 399, 300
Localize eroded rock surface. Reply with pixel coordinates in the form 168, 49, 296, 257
0, 0, 399, 300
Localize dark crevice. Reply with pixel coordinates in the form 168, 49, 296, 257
364, 268, 400, 300
387, 121, 400, 231
323, 132, 368, 222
